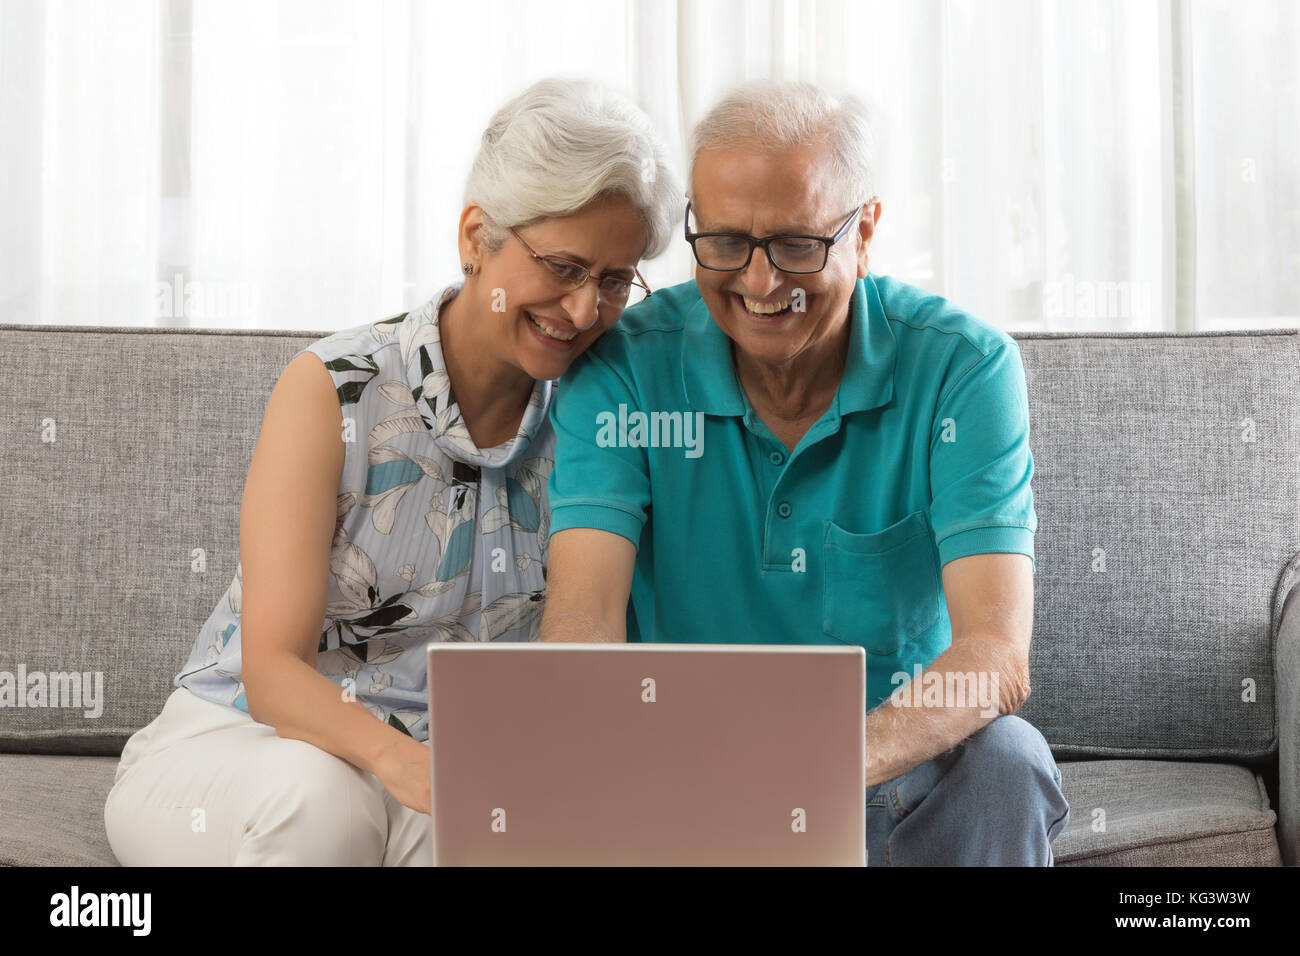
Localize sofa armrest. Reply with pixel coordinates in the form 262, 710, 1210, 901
1278, 584, 1300, 866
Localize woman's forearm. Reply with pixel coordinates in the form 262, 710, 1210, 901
243, 649, 413, 777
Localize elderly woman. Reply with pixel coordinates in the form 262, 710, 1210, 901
104, 78, 680, 866
540, 80, 1070, 866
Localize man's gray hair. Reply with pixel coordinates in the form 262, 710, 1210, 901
464, 78, 681, 259
688, 81, 881, 211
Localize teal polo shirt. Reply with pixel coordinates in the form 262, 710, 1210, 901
547, 273, 1037, 712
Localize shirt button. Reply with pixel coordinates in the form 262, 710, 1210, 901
769, 450, 785, 466
777, 502, 792, 518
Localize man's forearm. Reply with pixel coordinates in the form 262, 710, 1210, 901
539, 602, 626, 643
863, 635, 1031, 787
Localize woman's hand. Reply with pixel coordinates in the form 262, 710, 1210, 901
372, 733, 433, 816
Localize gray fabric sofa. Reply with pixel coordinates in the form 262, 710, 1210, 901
1, 320, 1296, 867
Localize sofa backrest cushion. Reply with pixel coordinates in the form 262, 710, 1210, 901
0, 323, 316, 755
0, 322, 1296, 760
1011, 330, 1299, 759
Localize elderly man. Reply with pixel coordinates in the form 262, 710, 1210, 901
539, 81, 1070, 866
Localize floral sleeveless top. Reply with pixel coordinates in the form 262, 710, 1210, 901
174, 283, 553, 741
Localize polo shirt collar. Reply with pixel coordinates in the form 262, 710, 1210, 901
682, 291, 746, 416
682, 275, 896, 417
838, 274, 897, 414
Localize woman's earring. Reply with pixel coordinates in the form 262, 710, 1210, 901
462, 263, 474, 276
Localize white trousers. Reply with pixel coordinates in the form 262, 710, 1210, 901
104, 686, 432, 866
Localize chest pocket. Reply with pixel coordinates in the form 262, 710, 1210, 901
822, 510, 941, 655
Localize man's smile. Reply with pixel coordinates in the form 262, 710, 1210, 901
733, 291, 797, 321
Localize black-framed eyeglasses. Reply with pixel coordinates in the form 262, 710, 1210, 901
683, 199, 876, 274
508, 226, 652, 306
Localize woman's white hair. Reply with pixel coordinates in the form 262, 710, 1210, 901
688, 81, 882, 211
464, 78, 681, 259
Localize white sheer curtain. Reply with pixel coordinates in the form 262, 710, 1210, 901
0, 0, 1295, 332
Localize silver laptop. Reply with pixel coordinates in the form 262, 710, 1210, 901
425, 642, 865, 866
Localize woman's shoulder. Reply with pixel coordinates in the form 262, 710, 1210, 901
295, 285, 459, 411
294, 314, 404, 401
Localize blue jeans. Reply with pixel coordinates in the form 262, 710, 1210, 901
866, 714, 1070, 866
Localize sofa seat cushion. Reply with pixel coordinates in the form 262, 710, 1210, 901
1053, 758, 1280, 865
0, 753, 1283, 867
0, 755, 120, 866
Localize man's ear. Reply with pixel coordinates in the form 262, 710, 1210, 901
856, 200, 881, 278
457, 203, 490, 272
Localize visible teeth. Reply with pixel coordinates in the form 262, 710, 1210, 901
527, 312, 578, 341
742, 296, 792, 315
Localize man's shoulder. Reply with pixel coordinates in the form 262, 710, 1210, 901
609, 278, 700, 335
870, 273, 1016, 361
583, 278, 701, 365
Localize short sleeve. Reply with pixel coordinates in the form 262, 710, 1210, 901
929, 341, 1037, 570
547, 344, 652, 547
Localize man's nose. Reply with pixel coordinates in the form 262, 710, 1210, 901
739, 247, 784, 297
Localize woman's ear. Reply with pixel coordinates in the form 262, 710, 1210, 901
457, 203, 489, 275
